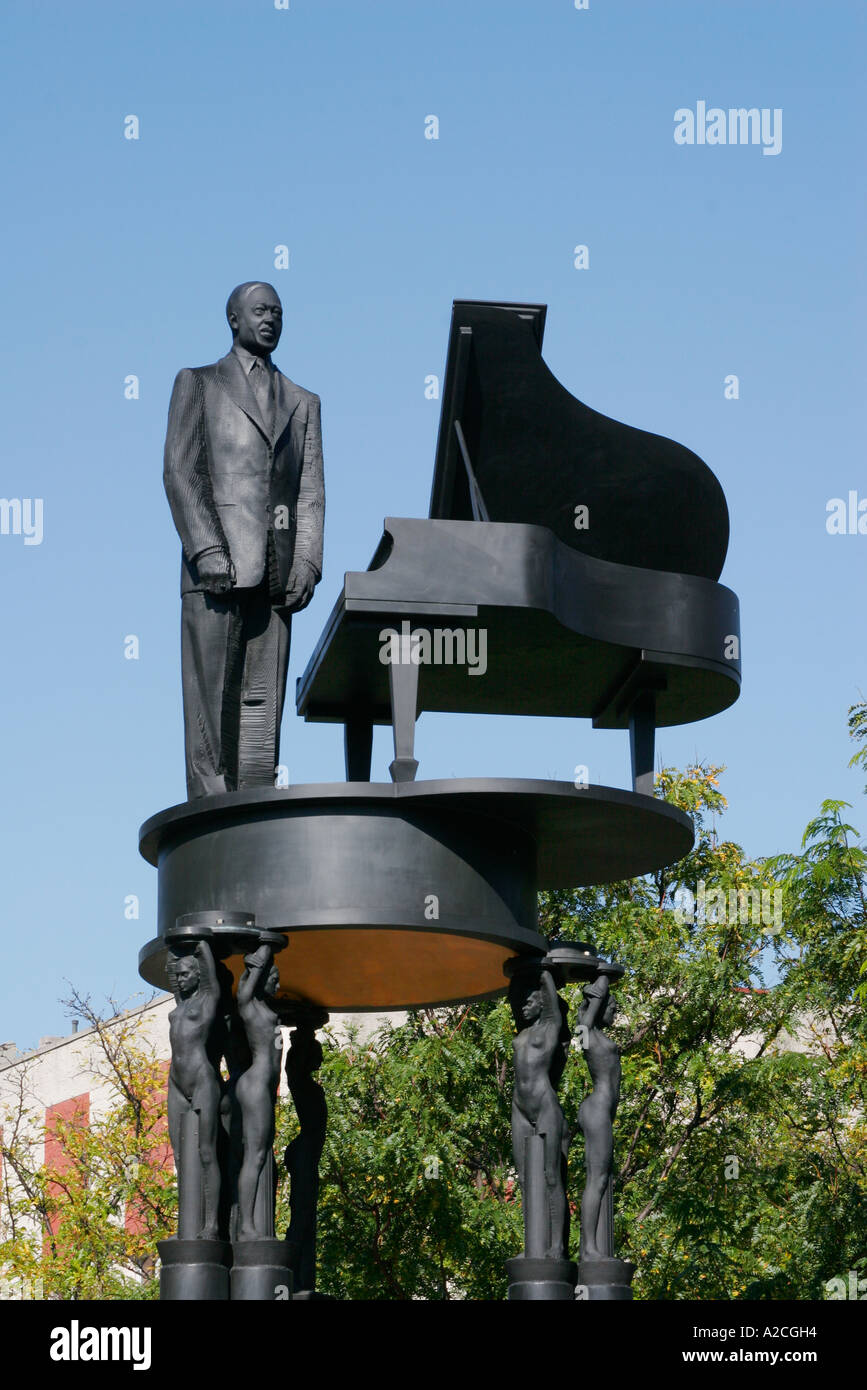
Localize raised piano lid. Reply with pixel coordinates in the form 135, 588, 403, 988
429, 300, 730, 582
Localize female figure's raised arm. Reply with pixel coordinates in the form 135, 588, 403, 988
539, 967, 561, 1026
238, 943, 272, 1010
578, 974, 610, 1031
194, 939, 219, 1004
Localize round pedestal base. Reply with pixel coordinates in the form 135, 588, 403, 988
505, 1255, 578, 1301
139, 781, 691, 1010
158, 1238, 231, 1301
576, 1256, 636, 1301
230, 1239, 294, 1301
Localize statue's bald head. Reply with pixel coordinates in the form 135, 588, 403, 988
226, 282, 283, 356
225, 282, 279, 324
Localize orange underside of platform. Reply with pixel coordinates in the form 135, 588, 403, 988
222, 928, 516, 1010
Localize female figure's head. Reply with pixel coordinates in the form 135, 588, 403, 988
168, 951, 200, 999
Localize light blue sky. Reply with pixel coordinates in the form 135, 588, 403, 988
1, 0, 864, 1046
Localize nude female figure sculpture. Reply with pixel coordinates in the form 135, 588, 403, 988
235, 942, 283, 1240
283, 1013, 328, 1292
576, 973, 620, 1261
509, 965, 571, 1260
167, 940, 222, 1240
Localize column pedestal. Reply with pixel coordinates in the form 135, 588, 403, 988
230, 1238, 295, 1301
505, 1255, 577, 1301
158, 1238, 231, 1301
576, 1256, 635, 1301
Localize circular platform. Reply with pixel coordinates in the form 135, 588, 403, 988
138, 780, 692, 1010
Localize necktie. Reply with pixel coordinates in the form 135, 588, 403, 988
251, 359, 275, 436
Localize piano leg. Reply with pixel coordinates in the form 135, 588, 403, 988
628, 693, 656, 797
388, 658, 420, 783
344, 716, 373, 782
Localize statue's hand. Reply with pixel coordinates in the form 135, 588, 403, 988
284, 563, 316, 612
244, 943, 272, 969
197, 553, 235, 596
583, 975, 610, 1001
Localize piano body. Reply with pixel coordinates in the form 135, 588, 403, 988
296, 301, 741, 789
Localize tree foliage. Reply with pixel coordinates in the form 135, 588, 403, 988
0, 994, 174, 1299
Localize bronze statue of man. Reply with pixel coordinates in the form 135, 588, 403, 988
164, 282, 325, 799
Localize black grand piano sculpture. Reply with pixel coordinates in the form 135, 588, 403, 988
139, 299, 740, 1300
298, 300, 740, 791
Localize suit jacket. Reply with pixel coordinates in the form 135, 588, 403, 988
163, 351, 325, 595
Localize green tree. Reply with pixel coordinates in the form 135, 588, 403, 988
0, 994, 174, 1299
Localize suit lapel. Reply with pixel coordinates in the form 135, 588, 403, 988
215, 352, 270, 439
215, 353, 302, 445
272, 369, 302, 445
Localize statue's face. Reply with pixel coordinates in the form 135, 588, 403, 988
175, 958, 199, 998
603, 997, 617, 1027
266, 965, 280, 997
230, 283, 283, 356
522, 987, 543, 1022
